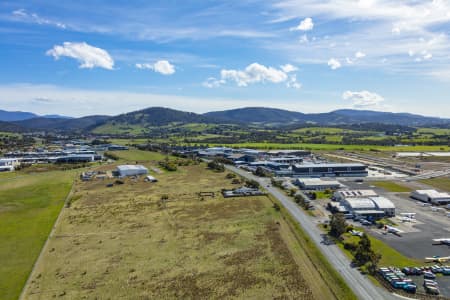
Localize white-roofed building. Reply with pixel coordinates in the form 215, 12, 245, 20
335, 189, 395, 218
370, 196, 395, 217
117, 165, 149, 177
334, 189, 378, 201
411, 190, 450, 205
295, 178, 342, 190
0, 158, 20, 171
342, 197, 376, 211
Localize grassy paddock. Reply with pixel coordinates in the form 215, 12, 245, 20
213, 143, 450, 152
0, 170, 76, 300
23, 164, 341, 299
420, 177, 450, 192
372, 181, 412, 193
107, 149, 166, 162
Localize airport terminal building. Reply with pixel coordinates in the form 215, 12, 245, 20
292, 163, 368, 177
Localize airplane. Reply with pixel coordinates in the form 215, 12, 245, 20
398, 216, 416, 223
432, 238, 450, 245
425, 256, 450, 263
351, 230, 363, 237
400, 213, 416, 218
384, 225, 404, 235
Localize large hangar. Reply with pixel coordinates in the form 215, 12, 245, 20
117, 165, 149, 177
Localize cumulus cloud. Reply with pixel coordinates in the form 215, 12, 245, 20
12, 9, 66, 29
46, 42, 114, 70
136, 60, 175, 75
327, 58, 341, 70
355, 51, 366, 58
280, 64, 298, 73
291, 17, 314, 31
286, 74, 302, 89
204, 62, 301, 89
342, 90, 384, 108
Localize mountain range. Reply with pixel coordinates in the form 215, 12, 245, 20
0, 107, 449, 133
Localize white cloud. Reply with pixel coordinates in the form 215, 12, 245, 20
355, 51, 366, 58
327, 58, 341, 70
202, 77, 225, 88
46, 42, 114, 70
299, 34, 309, 43
280, 64, 298, 73
342, 90, 384, 108
271, 0, 450, 79
221, 63, 288, 87
12, 9, 66, 29
205, 63, 301, 88
136, 60, 175, 75
291, 17, 314, 31
286, 74, 302, 89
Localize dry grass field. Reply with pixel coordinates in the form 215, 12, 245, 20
22, 160, 340, 299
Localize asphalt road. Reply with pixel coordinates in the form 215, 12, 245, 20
227, 165, 402, 300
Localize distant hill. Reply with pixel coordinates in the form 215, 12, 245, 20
0, 120, 26, 132
0, 109, 73, 122
204, 107, 449, 126
0, 109, 38, 121
1, 106, 449, 134
326, 109, 449, 126
13, 115, 110, 131
104, 107, 217, 126
42, 114, 73, 119
204, 107, 305, 124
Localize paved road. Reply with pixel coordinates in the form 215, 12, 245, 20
227, 165, 403, 300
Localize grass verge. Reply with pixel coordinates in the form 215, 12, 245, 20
0, 170, 76, 300
372, 181, 412, 193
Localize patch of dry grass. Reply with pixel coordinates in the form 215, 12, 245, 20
23, 164, 332, 299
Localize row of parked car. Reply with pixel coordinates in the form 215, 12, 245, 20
402, 265, 450, 276
423, 279, 440, 295
379, 267, 417, 293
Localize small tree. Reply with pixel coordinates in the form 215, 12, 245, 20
353, 234, 372, 266
289, 188, 297, 197
329, 213, 347, 238
273, 203, 281, 211
226, 173, 236, 179
245, 179, 260, 189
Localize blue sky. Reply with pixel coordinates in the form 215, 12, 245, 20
0, 0, 449, 117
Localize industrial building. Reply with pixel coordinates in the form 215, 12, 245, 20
295, 178, 342, 190
292, 163, 368, 177
334, 189, 396, 218
267, 150, 311, 157
0, 158, 20, 171
145, 175, 158, 182
370, 196, 396, 217
411, 190, 450, 205
55, 154, 96, 163
222, 186, 265, 198
268, 156, 303, 164
334, 189, 378, 200
117, 165, 149, 177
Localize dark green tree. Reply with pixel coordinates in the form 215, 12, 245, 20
329, 213, 347, 238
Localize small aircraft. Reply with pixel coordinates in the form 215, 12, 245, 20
400, 212, 416, 218
384, 225, 404, 235
351, 230, 363, 237
398, 216, 416, 223
425, 256, 450, 263
432, 238, 450, 245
